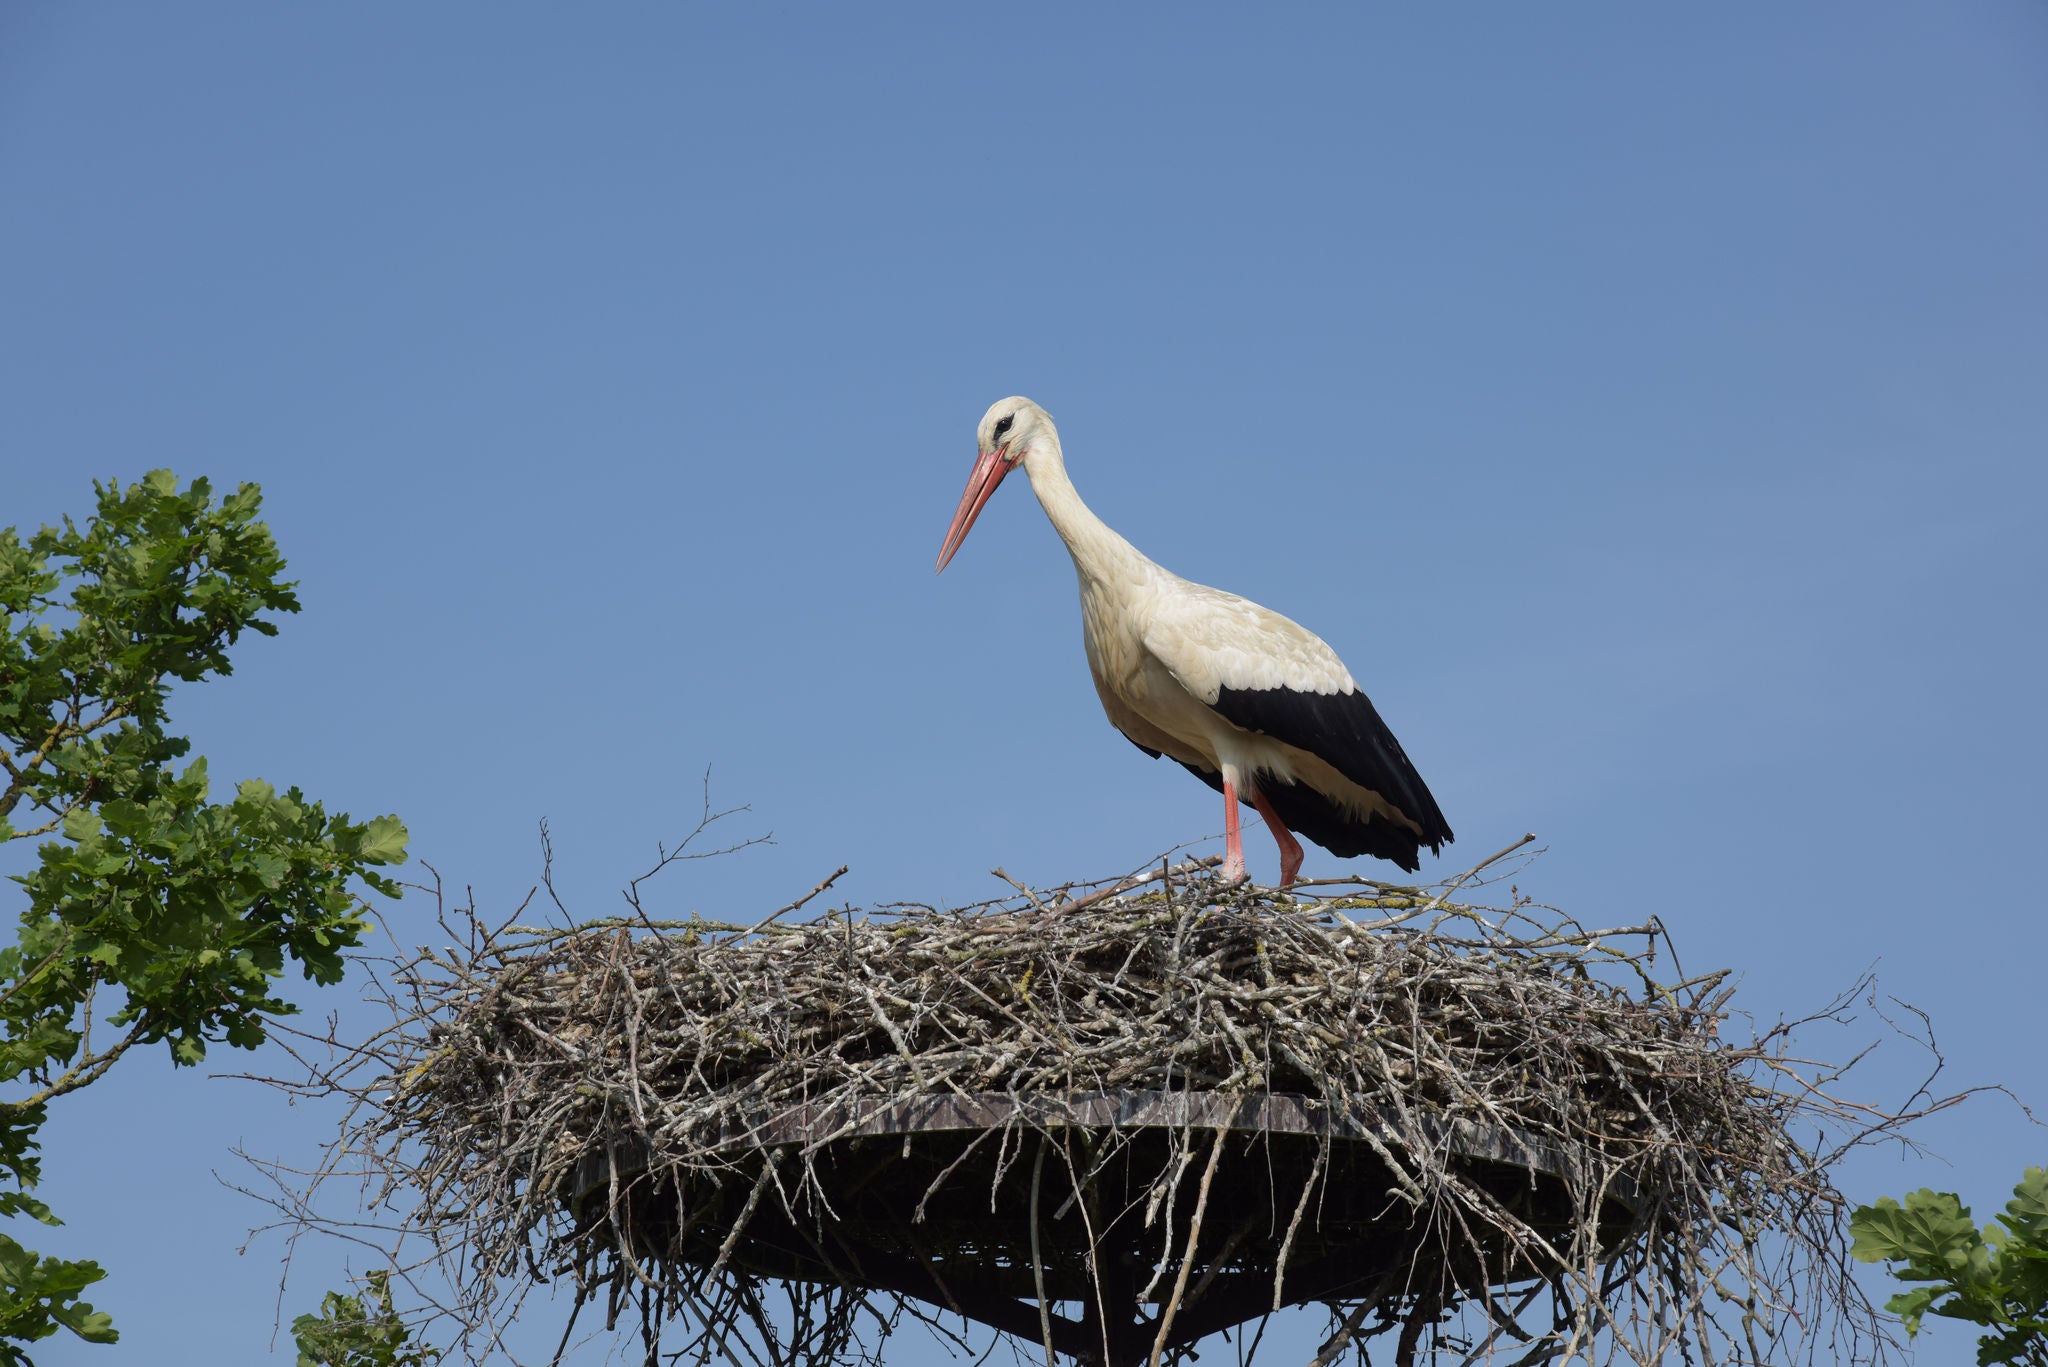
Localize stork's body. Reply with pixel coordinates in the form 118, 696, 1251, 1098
937, 397, 1452, 884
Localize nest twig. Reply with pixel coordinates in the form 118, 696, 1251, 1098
247, 824, 1969, 1367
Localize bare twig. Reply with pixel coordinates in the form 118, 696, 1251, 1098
722, 864, 849, 944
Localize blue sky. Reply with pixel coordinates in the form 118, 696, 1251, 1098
3, 5, 2044, 1363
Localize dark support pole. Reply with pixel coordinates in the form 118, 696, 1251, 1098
1078, 1241, 1149, 1367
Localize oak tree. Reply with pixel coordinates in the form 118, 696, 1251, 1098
0, 472, 406, 1363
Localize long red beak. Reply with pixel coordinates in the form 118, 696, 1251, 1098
935, 446, 1012, 573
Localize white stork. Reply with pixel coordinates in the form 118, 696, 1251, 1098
936, 396, 1452, 886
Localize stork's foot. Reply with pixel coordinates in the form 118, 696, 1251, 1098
1219, 851, 1248, 885
1248, 788, 1305, 888
1276, 849, 1303, 888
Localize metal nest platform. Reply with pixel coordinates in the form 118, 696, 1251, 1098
295, 839, 1940, 1367
567, 1087, 1643, 1367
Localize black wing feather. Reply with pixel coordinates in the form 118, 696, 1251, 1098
1119, 732, 1164, 760
1208, 684, 1453, 858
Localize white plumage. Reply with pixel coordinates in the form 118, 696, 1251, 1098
937, 396, 1452, 885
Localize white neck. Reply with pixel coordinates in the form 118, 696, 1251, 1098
1019, 438, 1148, 586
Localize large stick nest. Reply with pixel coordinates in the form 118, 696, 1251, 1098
278, 837, 1943, 1367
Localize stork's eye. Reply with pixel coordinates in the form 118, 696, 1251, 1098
993, 414, 1015, 443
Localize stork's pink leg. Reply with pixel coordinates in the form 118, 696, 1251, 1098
1220, 774, 1247, 883
1248, 789, 1305, 888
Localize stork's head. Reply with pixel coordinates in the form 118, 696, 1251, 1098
935, 396, 1056, 573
